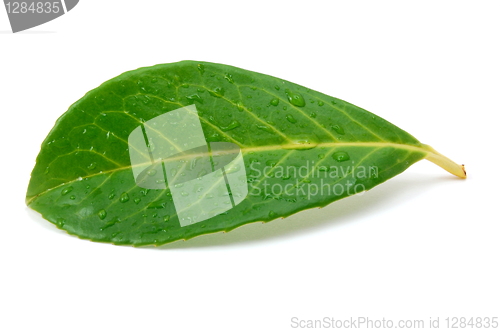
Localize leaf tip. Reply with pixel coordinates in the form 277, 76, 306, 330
25, 195, 35, 207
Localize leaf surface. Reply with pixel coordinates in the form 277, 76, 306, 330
26, 61, 465, 246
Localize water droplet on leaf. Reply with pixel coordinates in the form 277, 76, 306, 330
333, 151, 350, 162
220, 120, 241, 131
208, 87, 225, 98
225, 164, 240, 174
257, 125, 273, 132
197, 63, 205, 75
285, 134, 319, 150
98, 210, 107, 220
61, 186, 73, 196
236, 101, 245, 112
285, 89, 305, 107
224, 73, 234, 83
55, 218, 65, 227
286, 114, 297, 123
332, 124, 345, 135
120, 192, 130, 203
186, 94, 203, 104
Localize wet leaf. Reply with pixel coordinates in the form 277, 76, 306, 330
26, 61, 466, 246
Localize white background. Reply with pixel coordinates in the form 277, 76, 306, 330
1, 1, 499, 331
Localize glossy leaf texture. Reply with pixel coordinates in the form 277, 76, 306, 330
26, 61, 466, 246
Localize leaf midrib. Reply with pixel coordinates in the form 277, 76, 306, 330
26, 141, 431, 206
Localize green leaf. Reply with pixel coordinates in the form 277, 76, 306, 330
26, 61, 466, 246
